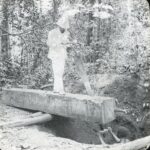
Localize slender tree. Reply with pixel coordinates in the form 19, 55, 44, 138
86, 0, 95, 46
1, 0, 10, 62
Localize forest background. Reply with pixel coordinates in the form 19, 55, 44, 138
0, 0, 150, 138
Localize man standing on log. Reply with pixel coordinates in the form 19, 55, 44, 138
47, 17, 70, 94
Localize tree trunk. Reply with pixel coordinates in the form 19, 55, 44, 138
86, 0, 95, 46
75, 55, 94, 96
0, 0, 2, 62
86, 12, 94, 46
52, 0, 56, 22
1, 0, 10, 62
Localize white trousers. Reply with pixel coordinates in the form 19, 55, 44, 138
51, 53, 66, 93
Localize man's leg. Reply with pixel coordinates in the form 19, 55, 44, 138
52, 57, 65, 93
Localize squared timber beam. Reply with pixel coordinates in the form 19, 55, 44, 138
1, 88, 116, 124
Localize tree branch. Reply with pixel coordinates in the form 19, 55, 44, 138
0, 26, 32, 37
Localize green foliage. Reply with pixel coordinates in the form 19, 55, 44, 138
0, 58, 21, 86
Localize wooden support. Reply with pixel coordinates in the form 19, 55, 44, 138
98, 127, 120, 144
98, 131, 106, 145
107, 127, 121, 143
0, 113, 52, 128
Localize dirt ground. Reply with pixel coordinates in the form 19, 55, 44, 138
0, 103, 110, 150
0, 74, 149, 150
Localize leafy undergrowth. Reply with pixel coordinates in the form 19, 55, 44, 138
99, 74, 150, 138
65, 73, 150, 139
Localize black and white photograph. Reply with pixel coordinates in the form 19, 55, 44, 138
0, 0, 150, 149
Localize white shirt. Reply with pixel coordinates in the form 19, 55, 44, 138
47, 28, 69, 59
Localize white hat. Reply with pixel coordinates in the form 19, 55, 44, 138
93, 11, 112, 19
57, 8, 79, 29
56, 15, 70, 29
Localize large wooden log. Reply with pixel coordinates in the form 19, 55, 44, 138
1, 88, 116, 124
0, 113, 52, 128
110, 135, 150, 150
88, 135, 150, 150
